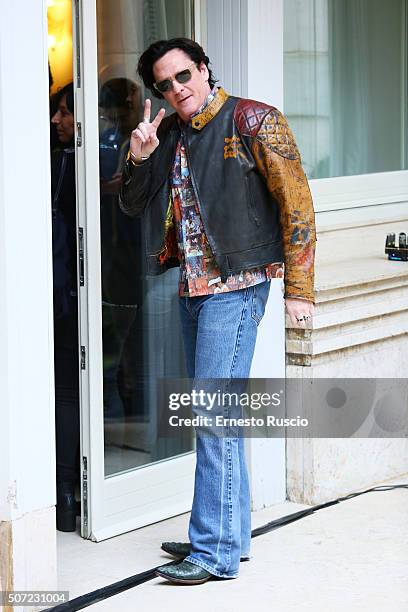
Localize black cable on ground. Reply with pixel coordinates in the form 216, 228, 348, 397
43, 483, 408, 612
252, 483, 408, 537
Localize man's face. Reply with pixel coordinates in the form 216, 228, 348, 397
152, 49, 211, 122
51, 94, 74, 143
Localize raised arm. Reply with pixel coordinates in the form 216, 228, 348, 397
119, 99, 165, 217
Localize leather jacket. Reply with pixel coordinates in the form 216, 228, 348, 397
119, 87, 316, 302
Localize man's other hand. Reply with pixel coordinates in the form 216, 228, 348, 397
285, 297, 314, 328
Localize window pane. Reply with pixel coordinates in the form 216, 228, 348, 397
284, 0, 408, 179
96, 0, 194, 477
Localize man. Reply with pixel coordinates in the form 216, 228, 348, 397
120, 38, 316, 584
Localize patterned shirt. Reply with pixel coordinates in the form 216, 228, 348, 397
170, 89, 284, 298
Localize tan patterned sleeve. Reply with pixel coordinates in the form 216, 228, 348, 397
251, 109, 316, 303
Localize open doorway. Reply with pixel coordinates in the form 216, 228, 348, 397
49, 0, 197, 541
48, 0, 81, 532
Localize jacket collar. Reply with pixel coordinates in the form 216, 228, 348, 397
190, 87, 229, 131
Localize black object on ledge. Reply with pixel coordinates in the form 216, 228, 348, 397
385, 232, 408, 261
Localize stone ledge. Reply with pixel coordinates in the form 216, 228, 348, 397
288, 309, 408, 353
314, 214, 408, 297
314, 285, 408, 327
315, 268, 408, 302
286, 218, 408, 504
286, 262, 408, 364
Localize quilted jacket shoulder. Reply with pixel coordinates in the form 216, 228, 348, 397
234, 98, 300, 161
233, 98, 271, 136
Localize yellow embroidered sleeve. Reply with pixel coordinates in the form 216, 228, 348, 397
252, 110, 317, 303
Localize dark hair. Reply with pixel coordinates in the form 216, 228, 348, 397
137, 38, 217, 99
53, 82, 74, 114
99, 78, 139, 109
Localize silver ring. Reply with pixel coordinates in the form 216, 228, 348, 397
296, 315, 310, 322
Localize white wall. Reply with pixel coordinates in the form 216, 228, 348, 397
0, 0, 56, 521
204, 0, 284, 107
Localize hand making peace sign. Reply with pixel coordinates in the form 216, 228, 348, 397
129, 99, 166, 162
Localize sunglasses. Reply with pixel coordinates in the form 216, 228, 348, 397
153, 62, 197, 94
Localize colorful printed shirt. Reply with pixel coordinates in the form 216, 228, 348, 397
170, 90, 284, 298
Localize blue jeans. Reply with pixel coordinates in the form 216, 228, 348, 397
178, 281, 271, 578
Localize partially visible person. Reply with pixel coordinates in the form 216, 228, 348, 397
99, 78, 141, 194
50, 82, 80, 532
49, 63, 60, 150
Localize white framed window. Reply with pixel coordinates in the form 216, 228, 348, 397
284, 0, 408, 215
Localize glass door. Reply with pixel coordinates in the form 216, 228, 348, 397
74, 0, 197, 541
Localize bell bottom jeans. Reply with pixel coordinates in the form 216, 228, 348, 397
178, 280, 271, 578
